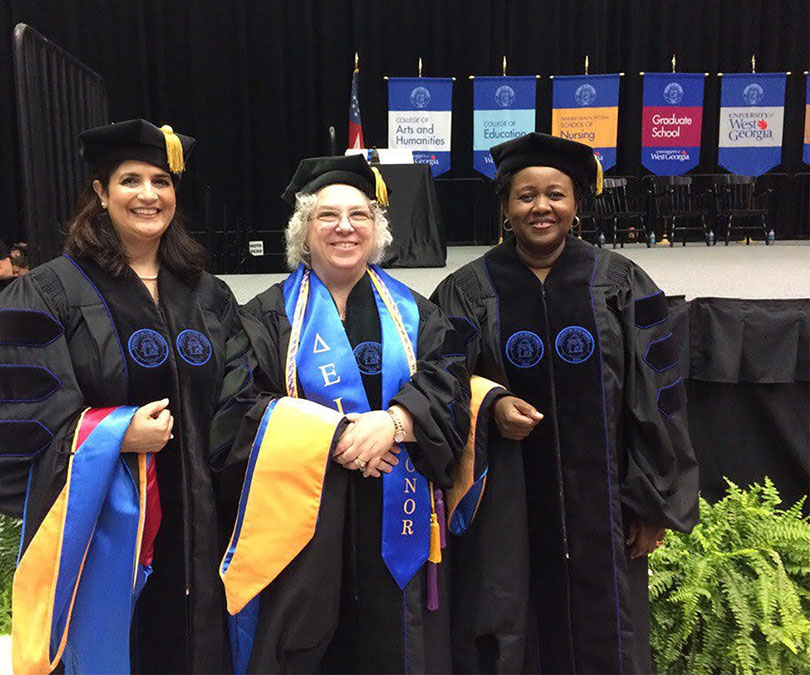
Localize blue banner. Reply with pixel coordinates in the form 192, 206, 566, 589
472, 76, 536, 178
641, 73, 705, 175
388, 77, 453, 176
802, 75, 810, 164
551, 74, 620, 170
718, 73, 786, 175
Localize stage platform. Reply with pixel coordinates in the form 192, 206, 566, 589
219, 241, 810, 304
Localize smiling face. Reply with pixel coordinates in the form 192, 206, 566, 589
506, 165, 577, 257
306, 183, 375, 278
93, 160, 176, 248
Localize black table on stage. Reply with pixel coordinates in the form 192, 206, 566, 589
377, 164, 446, 268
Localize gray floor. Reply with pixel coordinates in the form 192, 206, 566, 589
220, 240, 810, 304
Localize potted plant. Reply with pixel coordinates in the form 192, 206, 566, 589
650, 478, 810, 674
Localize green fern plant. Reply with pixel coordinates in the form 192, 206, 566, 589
0, 514, 21, 635
650, 478, 810, 674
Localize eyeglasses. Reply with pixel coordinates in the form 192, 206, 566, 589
311, 210, 373, 227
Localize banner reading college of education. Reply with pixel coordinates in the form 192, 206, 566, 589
388, 77, 453, 176
641, 73, 705, 175
802, 75, 810, 164
551, 74, 620, 170
473, 76, 536, 178
718, 73, 786, 175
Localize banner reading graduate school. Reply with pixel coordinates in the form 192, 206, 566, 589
641, 73, 705, 174
473, 76, 536, 178
388, 77, 453, 176
718, 73, 786, 175
552, 74, 620, 170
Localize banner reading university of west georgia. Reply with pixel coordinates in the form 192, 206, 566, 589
641, 73, 705, 175
388, 77, 453, 176
552, 74, 620, 170
473, 76, 536, 178
718, 73, 786, 175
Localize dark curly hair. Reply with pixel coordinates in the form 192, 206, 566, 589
64, 162, 205, 279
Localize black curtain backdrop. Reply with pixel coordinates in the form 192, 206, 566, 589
0, 0, 808, 248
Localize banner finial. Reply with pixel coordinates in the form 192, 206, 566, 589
502, 55, 507, 76
585, 54, 589, 75
751, 54, 756, 73
672, 54, 676, 73
355, 52, 359, 70
418, 57, 423, 77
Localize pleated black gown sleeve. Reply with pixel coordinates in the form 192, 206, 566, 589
615, 263, 700, 532
431, 267, 532, 675
389, 292, 472, 488
0, 271, 84, 519
210, 286, 290, 509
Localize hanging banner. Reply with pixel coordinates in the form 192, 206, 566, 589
802, 75, 810, 164
551, 74, 620, 170
641, 73, 705, 175
388, 77, 453, 176
718, 73, 786, 175
472, 76, 536, 178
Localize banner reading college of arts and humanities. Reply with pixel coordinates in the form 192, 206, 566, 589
641, 73, 705, 174
473, 76, 536, 178
552, 74, 619, 170
718, 73, 786, 175
802, 75, 810, 164
388, 77, 453, 176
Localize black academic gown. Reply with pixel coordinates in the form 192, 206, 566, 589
432, 236, 699, 674
212, 273, 471, 674
0, 254, 238, 673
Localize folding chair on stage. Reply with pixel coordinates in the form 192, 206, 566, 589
572, 189, 602, 245
593, 177, 649, 248
648, 175, 713, 246
710, 174, 774, 245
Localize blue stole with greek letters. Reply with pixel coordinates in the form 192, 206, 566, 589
283, 264, 430, 589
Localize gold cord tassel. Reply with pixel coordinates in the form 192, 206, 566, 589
160, 125, 185, 174
370, 166, 389, 206
594, 155, 604, 195
428, 486, 442, 563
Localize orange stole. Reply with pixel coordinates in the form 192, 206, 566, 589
446, 376, 505, 531
11, 409, 146, 675
220, 397, 345, 615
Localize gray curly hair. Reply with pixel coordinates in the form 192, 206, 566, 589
285, 190, 393, 270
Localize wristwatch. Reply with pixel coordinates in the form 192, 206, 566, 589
387, 408, 406, 444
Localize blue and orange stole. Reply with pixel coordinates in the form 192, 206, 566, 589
12, 406, 159, 675
220, 265, 437, 670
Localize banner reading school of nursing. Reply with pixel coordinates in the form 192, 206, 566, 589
388, 77, 453, 176
551, 74, 620, 170
718, 73, 786, 175
641, 73, 705, 175
473, 76, 536, 178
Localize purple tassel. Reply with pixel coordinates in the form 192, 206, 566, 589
427, 562, 439, 612
434, 488, 447, 549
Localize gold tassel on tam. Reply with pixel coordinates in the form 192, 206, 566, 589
594, 155, 604, 195
160, 125, 185, 174
370, 166, 389, 206
428, 486, 442, 563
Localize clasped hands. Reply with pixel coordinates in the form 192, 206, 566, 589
333, 409, 402, 478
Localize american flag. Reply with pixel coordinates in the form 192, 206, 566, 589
348, 67, 365, 149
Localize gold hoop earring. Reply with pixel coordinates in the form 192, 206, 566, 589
573, 216, 581, 227
502, 218, 513, 232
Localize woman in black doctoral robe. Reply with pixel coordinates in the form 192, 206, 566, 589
211, 155, 471, 674
431, 132, 700, 674
1, 120, 237, 674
